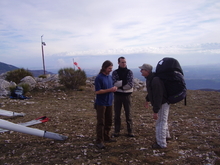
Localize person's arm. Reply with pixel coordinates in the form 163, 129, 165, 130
122, 70, 133, 90
145, 101, 149, 108
95, 86, 117, 94
145, 80, 150, 109
112, 71, 118, 84
153, 113, 158, 120
152, 77, 164, 114
112, 71, 122, 88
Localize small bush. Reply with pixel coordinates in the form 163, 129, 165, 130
5, 68, 33, 84
9, 86, 16, 94
58, 68, 87, 89
19, 83, 30, 94
38, 75, 47, 78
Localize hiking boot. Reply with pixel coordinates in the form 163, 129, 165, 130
152, 142, 163, 149
104, 139, 117, 143
166, 137, 172, 141
127, 133, 135, 137
96, 143, 105, 149
113, 132, 120, 137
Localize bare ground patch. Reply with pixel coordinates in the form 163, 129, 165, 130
0, 89, 220, 164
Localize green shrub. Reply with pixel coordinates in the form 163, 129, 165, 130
58, 68, 87, 89
9, 86, 16, 94
19, 83, 30, 94
5, 68, 33, 84
38, 75, 47, 78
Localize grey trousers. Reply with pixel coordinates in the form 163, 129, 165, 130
114, 94, 133, 134
156, 103, 170, 148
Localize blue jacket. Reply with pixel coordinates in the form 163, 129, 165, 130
95, 73, 114, 106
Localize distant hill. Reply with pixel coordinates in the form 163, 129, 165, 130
0, 62, 54, 77
85, 67, 220, 91
1, 61, 220, 90
0, 62, 19, 73
131, 67, 220, 91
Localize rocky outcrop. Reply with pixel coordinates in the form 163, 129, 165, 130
0, 79, 12, 97
19, 76, 37, 90
0, 74, 146, 97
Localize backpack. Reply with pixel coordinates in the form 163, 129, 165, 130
155, 57, 187, 105
10, 86, 28, 100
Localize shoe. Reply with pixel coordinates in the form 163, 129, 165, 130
104, 139, 117, 143
166, 137, 172, 141
96, 143, 105, 149
127, 133, 135, 137
152, 142, 163, 149
113, 133, 120, 137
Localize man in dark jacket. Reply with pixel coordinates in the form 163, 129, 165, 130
139, 63, 171, 149
112, 57, 134, 137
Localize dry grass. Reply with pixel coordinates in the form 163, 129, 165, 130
0, 88, 220, 165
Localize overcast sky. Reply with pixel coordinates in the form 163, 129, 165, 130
1, 0, 220, 70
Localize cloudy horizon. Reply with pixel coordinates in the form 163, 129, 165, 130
1, 0, 220, 70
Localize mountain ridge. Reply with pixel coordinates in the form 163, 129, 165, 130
0, 61, 220, 91
0, 62, 54, 77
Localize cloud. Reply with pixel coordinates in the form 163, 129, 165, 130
0, 0, 220, 70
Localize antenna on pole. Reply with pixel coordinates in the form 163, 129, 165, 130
41, 35, 46, 75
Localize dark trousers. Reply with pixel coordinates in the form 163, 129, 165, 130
96, 105, 112, 143
114, 94, 133, 134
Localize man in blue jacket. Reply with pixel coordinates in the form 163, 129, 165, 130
95, 60, 117, 149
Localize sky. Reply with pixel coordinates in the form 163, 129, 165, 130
1, 0, 220, 71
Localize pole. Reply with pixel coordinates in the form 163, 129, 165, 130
73, 58, 75, 70
41, 35, 46, 75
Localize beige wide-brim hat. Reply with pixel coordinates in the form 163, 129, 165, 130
139, 64, 153, 71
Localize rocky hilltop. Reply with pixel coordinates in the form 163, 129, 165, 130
0, 73, 146, 98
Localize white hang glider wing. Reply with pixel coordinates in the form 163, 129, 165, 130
0, 119, 68, 141
0, 116, 49, 133
0, 109, 68, 141
0, 109, 25, 117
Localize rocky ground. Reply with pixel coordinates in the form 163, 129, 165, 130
0, 88, 220, 165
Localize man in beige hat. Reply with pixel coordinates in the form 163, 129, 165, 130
139, 63, 171, 149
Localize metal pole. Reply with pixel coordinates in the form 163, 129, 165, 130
41, 35, 46, 75
73, 58, 75, 70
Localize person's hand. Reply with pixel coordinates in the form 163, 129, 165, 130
145, 101, 149, 109
153, 113, 158, 120
110, 86, 118, 92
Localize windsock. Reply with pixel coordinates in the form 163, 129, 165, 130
73, 62, 81, 70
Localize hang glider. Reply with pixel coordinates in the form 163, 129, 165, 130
0, 109, 68, 141
0, 109, 25, 117
0, 116, 49, 133
0, 119, 67, 140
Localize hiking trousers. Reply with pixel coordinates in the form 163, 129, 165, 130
156, 103, 170, 148
114, 94, 133, 134
96, 105, 113, 143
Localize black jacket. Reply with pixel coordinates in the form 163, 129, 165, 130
145, 72, 168, 113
